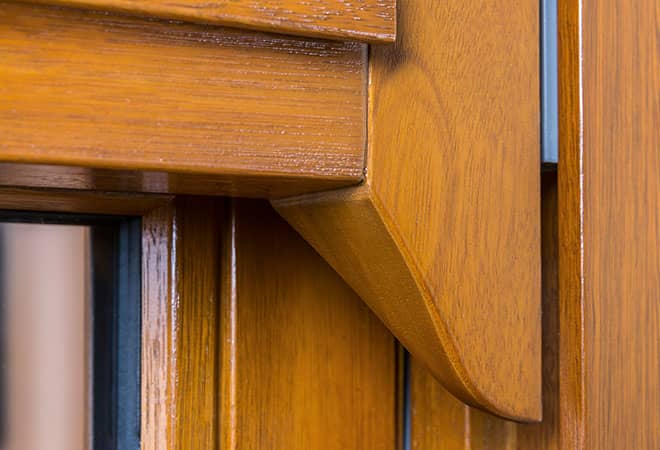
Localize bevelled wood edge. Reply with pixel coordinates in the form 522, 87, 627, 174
273, 183, 540, 421
275, 0, 541, 422
21, 0, 396, 43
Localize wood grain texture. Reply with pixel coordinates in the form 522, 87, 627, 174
0, 2, 367, 198
275, 0, 541, 420
558, 0, 660, 447
22, 0, 396, 42
557, 0, 586, 445
220, 199, 397, 450
407, 173, 561, 450
141, 197, 222, 450
409, 358, 517, 450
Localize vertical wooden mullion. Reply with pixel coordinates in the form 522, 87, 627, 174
142, 201, 176, 450
557, 0, 660, 446
557, 0, 586, 447
141, 198, 222, 450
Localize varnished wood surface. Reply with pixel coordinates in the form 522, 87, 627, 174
22, 0, 396, 42
367, 0, 541, 420
141, 198, 222, 450
558, 0, 660, 447
407, 173, 561, 450
0, 2, 366, 197
0, 186, 171, 215
409, 358, 517, 450
557, 0, 585, 446
220, 199, 397, 449
275, 0, 541, 420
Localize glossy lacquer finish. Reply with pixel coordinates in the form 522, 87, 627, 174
141, 198, 222, 449
558, 0, 660, 447
220, 200, 398, 450
0, 2, 367, 198
275, 0, 541, 420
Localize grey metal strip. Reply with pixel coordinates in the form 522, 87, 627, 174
542, 0, 559, 164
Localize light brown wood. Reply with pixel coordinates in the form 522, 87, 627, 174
141, 197, 222, 450
409, 358, 469, 450
406, 173, 561, 449
274, 0, 541, 420
0, 2, 367, 198
23, 0, 395, 42
558, 0, 660, 447
409, 357, 517, 450
220, 199, 398, 449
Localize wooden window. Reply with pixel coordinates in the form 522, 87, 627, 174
0, 212, 141, 450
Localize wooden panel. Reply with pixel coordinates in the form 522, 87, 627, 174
407, 173, 561, 449
23, 0, 396, 42
220, 199, 397, 449
409, 358, 516, 450
0, 2, 367, 198
409, 359, 469, 449
141, 198, 222, 450
558, 0, 660, 447
275, 0, 541, 420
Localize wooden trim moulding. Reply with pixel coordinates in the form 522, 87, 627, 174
141, 197, 222, 449
274, 0, 542, 421
0, 2, 368, 198
557, 0, 660, 446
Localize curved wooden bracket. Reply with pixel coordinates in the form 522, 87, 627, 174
274, 0, 541, 421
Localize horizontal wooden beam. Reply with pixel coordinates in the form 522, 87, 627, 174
0, 2, 366, 198
21, 0, 396, 42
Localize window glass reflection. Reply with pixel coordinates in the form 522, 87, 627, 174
0, 223, 89, 450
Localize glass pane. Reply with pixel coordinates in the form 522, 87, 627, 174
1, 223, 89, 450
